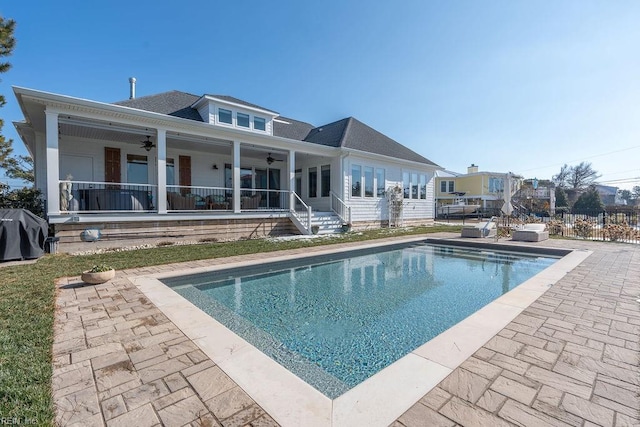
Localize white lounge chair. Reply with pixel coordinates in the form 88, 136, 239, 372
461, 221, 496, 238
512, 223, 549, 242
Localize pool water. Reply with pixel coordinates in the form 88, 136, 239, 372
162, 242, 558, 398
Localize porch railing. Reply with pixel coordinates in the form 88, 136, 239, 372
167, 185, 232, 211
329, 191, 351, 224
239, 189, 290, 211
291, 191, 312, 233
59, 181, 157, 212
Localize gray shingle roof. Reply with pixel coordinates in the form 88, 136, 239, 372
273, 116, 315, 141
205, 95, 277, 114
113, 91, 439, 166
115, 91, 203, 121
305, 117, 439, 166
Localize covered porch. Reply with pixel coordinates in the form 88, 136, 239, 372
27, 112, 343, 235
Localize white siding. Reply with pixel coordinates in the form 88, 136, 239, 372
344, 155, 436, 223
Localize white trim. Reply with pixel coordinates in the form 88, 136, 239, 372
157, 128, 167, 214
45, 109, 60, 215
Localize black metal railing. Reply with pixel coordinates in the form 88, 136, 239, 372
548, 209, 640, 244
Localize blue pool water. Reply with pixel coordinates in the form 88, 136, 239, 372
162, 242, 558, 398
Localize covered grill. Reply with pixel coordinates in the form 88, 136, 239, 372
0, 209, 48, 261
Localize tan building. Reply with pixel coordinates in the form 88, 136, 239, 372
435, 164, 522, 216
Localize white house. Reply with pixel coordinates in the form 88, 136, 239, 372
13, 84, 442, 244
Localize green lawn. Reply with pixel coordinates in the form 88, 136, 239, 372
0, 225, 459, 424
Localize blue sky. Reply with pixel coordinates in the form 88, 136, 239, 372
2, 1, 639, 189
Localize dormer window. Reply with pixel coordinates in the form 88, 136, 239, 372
219, 108, 232, 124
254, 117, 266, 131
194, 95, 276, 134
237, 113, 250, 128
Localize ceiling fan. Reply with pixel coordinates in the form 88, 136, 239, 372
266, 153, 284, 165
140, 136, 155, 151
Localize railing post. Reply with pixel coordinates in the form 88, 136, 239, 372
307, 205, 312, 231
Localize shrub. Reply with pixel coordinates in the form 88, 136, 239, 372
547, 220, 564, 235
573, 218, 595, 238
603, 221, 640, 242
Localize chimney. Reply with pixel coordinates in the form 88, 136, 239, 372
467, 164, 479, 174
129, 77, 136, 99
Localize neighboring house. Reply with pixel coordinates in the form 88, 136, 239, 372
435, 164, 522, 215
513, 179, 556, 215
13, 85, 441, 243
594, 184, 621, 206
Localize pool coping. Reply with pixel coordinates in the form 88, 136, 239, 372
130, 236, 593, 427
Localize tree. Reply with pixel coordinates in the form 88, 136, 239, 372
572, 185, 604, 213
555, 187, 569, 208
552, 164, 571, 188
618, 189, 632, 205
553, 162, 600, 190
0, 17, 25, 182
632, 186, 640, 201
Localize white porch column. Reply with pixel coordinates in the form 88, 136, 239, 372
288, 149, 295, 210
156, 128, 167, 213
45, 109, 60, 215
233, 141, 241, 213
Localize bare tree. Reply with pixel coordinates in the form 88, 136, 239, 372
552, 164, 571, 188
553, 162, 600, 190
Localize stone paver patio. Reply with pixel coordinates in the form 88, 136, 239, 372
52, 235, 640, 426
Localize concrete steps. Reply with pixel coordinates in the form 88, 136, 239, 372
311, 211, 345, 234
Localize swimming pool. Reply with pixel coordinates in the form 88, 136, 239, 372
161, 240, 559, 398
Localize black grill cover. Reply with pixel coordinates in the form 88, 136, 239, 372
0, 209, 48, 261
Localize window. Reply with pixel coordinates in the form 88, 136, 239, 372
166, 158, 175, 186
420, 174, 427, 199
411, 173, 419, 199
440, 180, 447, 193
489, 177, 504, 193
448, 181, 454, 192
364, 166, 374, 197
219, 108, 232, 124
376, 168, 385, 197
127, 154, 148, 183
254, 117, 266, 131
237, 113, 250, 128
309, 167, 317, 198
403, 172, 410, 198
351, 165, 361, 197
441, 180, 454, 193
321, 165, 331, 197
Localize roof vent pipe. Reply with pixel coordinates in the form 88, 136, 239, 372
129, 77, 136, 99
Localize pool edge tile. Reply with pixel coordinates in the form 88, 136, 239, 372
332, 353, 451, 427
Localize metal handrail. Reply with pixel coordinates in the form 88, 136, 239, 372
329, 191, 351, 224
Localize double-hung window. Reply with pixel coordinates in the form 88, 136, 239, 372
351, 165, 362, 197
364, 167, 374, 197
219, 108, 232, 124
237, 113, 250, 128
254, 117, 266, 131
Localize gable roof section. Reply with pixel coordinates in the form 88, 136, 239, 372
115, 91, 203, 121
305, 117, 439, 166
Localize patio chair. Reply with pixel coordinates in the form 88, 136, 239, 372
512, 223, 549, 242
167, 192, 196, 210
461, 220, 496, 238
241, 193, 262, 209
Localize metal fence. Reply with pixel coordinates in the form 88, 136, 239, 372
548, 209, 640, 244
